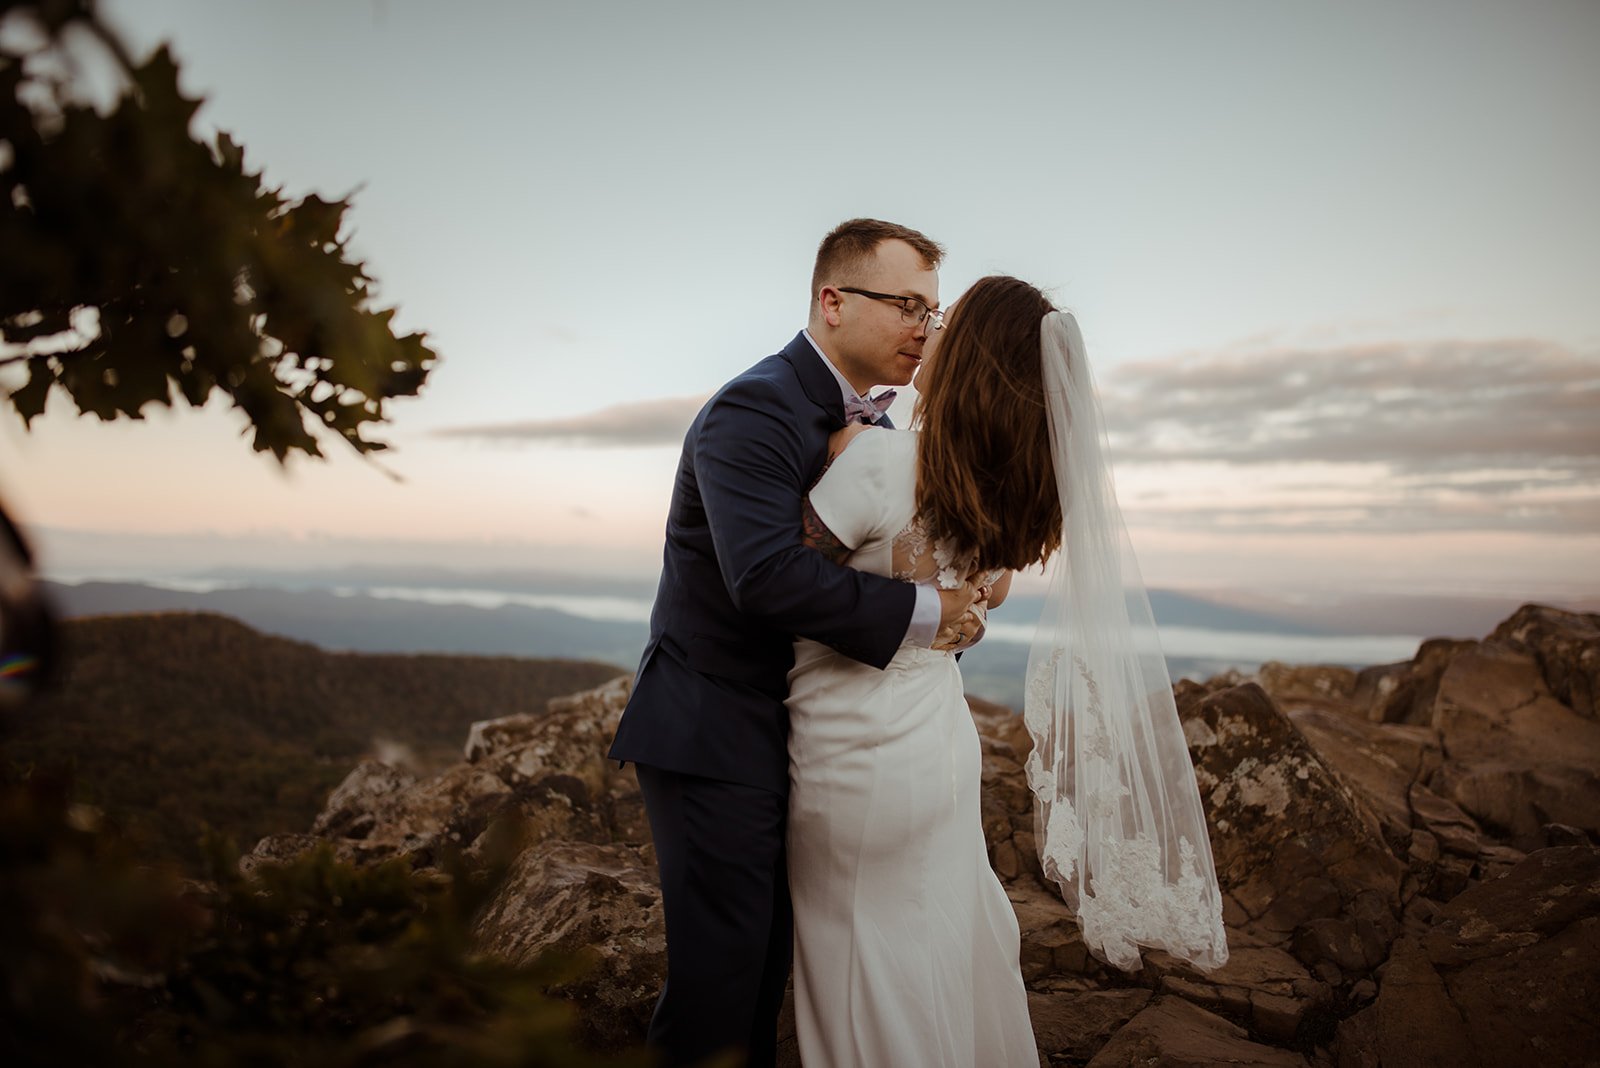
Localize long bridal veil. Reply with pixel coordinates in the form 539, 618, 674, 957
1023, 311, 1229, 972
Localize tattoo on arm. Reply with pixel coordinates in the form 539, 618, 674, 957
807, 451, 839, 490
802, 497, 851, 564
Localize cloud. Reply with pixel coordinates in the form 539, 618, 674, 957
1102, 337, 1600, 476
1129, 495, 1600, 537
435, 394, 710, 447
428, 337, 1599, 540
1099, 336, 1600, 537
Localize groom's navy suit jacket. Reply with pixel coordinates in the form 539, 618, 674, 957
609, 332, 917, 795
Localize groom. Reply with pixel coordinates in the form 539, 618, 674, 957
609, 219, 976, 1067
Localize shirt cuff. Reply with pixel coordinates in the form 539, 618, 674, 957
905, 583, 942, 648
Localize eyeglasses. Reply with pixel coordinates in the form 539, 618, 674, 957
837, 287, 944, 330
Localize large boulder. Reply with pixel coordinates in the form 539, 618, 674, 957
248, 673, 644, 872
1177, 682, 1404, 967
472, 839, 665, 1054
1337, 845, 1600, 1067
251, 759, 516, 868
1256, 661, 1361, 714
1155, 932, 1333, 1045
311, 760, 416, 839
1283, 706, 1440, 851
1085, 995, 1309, 1067
1492, 603, 1600, 720
1335, 937, 1477, 1068
243, 672, 654, 1047
1425, 643, 1600, 848
1026, 989, 1152, 1063
1354, 639, 1474, 726
1418, 846, 1600, 1064
464, 673, 650, 845
1259, 614, 1600, 868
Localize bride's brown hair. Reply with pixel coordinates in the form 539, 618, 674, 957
914, 275, 1063, 572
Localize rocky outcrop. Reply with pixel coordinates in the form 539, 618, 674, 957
1086, 995, 1309, 1068
1335, 846, 1600, 1067
251, 675, 646, 871
1252, 606, 1600, 861
248, 603, 1600, 1065
1491, 603, 1600, 719
474, 839, 665, 1052
1179, 682, 1404, 962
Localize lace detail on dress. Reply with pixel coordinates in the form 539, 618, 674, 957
890, 513, 1002, 591
893, 515, 937, 583
931, 538, 967, 589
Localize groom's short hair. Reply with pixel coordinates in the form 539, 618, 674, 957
811, 219, 944, 300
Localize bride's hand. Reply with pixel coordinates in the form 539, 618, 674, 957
933, 579, 988, 651
936, 580, 980, 633
932, 601, 987, 652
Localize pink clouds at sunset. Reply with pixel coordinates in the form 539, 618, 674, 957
431, 333, 1599, 551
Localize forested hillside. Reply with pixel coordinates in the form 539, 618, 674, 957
2, 613, 625, 869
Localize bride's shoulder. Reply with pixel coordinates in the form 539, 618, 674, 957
827, 423, 912, 460
874, 427, 918, 459
820, 426, 914, 487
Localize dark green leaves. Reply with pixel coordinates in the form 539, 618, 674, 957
8, 358, 53, 422
0, 3, 437, 462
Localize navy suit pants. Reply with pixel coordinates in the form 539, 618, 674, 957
634, 762, 792, 1068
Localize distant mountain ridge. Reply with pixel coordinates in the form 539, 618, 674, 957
194, 564, 662, 600
182, 565, 1319, 632
44, 579, 650, 668
43, 577, 1535, 710
44, 576, 1376, 660
49, 568, 1569, 639
1000, 590, 1327, 636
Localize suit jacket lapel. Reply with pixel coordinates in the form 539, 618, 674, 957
779, 331, 903, 430
780, 332, 847, 429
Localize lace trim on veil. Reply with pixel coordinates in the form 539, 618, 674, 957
1023, 313, 1229, 973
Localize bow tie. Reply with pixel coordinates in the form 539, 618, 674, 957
843, 389, 897, 425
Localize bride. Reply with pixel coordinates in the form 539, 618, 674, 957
785, 275, 1228, 1066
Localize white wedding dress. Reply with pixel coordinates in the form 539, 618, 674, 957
785, 428, 1037, 1068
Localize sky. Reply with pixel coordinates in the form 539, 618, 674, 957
1, 0, 1596, 599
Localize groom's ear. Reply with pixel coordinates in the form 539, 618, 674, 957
817, 286, 845, 328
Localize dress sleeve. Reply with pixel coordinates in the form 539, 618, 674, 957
806, 428, 895, 551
